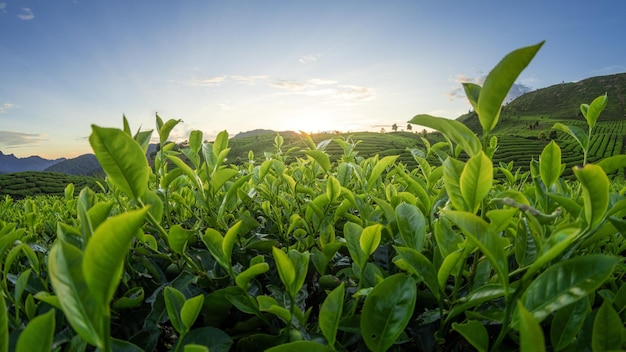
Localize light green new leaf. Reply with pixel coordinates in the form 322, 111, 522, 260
305, 150, 331, 173
516, 302, 546, 352
202, 228, 228, 270
265, 341, 334, 352
288, 250, 310, 297
345, 222, 366, 268
552, 123, 589, 151
272, 247, 296, 294
581, 94, 607, 130
573, 164, 609, 228
257, 295, 291, 323
213, 130, 229, 160
523, 227, 579, 281
319, 283, 345, 348
16, 309, 55, 352
83, 208, 148, 307
180, 294, 205, 335
452, 321, 488, 352
167, 155, 203, 191
395, 203, 425, 251
222, 221, 242, 262
235, 263, 270, 290
592, 299, 623, 351
443, 157, 467, 211
516, 254, 618, 326
360, 224, 383, 258
597, 154, 626, 175
158, 118, 182, 145
326, 175, 341, 202
539, 140, 562, 188
366, 155, 398, 193
49, 241, 104, 348
189, 129, 203, 154
168, 225, 195, 255
0, 292, 7, 352
408, 114, 481, 157
462, 83, 481, 112
550, 297, 589, 351
460, 151, 492, 214
164, 286, 186, 334
89, 125, 150, 199
361, 274, 417, 352
477, 41, 544, 133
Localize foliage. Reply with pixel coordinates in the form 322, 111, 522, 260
1, 43, 626, 352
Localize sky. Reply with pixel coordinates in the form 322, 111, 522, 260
1, 1, 626, 159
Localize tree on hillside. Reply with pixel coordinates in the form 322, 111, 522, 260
407, 123, 412, 131
392, 123, 398, 132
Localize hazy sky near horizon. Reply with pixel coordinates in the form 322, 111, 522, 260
1, 1, 626, 158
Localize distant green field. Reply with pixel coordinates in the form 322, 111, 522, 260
0, 171, 102, 199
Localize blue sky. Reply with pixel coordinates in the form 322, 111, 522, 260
1, 1, 625, 158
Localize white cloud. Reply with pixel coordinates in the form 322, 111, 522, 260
446, 74, 532, 103
334, 85, 376, 104
230, 75, 268, 84
188, 76, 227, 87
0, 131, 47, 146
299, 54, 321, 64
17, 7, 34, 20
269, 80, 311, 90
308, 78, 337, 85
0, 3, 7, 13
0, 103, 16, 113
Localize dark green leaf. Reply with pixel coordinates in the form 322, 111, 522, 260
517, 301, 546, 352
319, 283, 344, 347
392, 246, 439, 300
265, 341, 334, 352
452, 320, 488, 352
550, 297, 589, 350
592, 299, 623, 351
395, 203, 425, 251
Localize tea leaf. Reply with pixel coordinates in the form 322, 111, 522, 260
319, 283, 344, 347
395, 203, 425, 251
409, 114, 481, 157
16, 309, 55, 352
452, 320, 488, 352
360, 224, 383, 258
180, 294, 205, 335
592, 299, 623, 351
550, 297, 589, 350
581, 94, 607, 130
83, 208, 148, 307
539, 140, 561, 188
573, 164, 609, 229
164, 286, 186, 334
272, 247, 296, 295
361, 274, 416, 352
366, 155, 398, 193
460, 151, 492, 214
0, 292, 7, 352
477, 41, 544, 133
516, 302, 546, 352
90, 125, 150, 199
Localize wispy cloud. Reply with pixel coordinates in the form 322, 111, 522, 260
0, 131, 47, 146
230, 75, 268, 84
188, 76, 227, 87
0, 3, 7, 14
446, 74, 532, 103
269, 79, 376, 105
0, 103, 16, 113
17, 7, 34, 20
299, 54, 321, 64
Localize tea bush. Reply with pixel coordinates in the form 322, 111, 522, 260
1, 41, 626, 352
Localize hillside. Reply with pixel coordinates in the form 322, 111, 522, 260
45, 154, 103, 176
0, 151, 65, 173
0, 171, 102, 199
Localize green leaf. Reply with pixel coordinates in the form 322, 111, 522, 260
361, 274, 417, 352
392, 246, 439, 300
180, 294, 205, 335
539, 140, 562, 188
211, 168, 239, 191
236, 263, 270, 290
305, 150, 331, 173
83, 208, 148, 307
89, 125, 150, 199
168, 225, 195, 255
164, 286, 186, 334
326, 175, 341, 202
573, 164, 609, 228
272, 247, 296, 295
408, 114, 481, 157
516, 254, 619, 326
213, 130, 229, 160
477, 41, 544, 133
550, 297, 589, 351
158, 118, 182, 144
265, 341, 334, 352
443, 157, 467, 211
222, 221, 242, 264
49, 241, 105, 348
581, 94, 607, 130
523, 227, 579, 281
592, 299, 623, 351
345, 222, 366, 269
113, 287, 145, 309
319, 283, 345, 348
460, 151, 492, 213
552, 122, 589, 151
395, 203, 425, 251
16, 309, 55, 352
462, 83, 481, 111
452, 320, 488, 352
257, 295, 292, 323
366, 155, 398, 193
189, 129, 203, 154
360, 224, 383, 258
0, 293, 7, 352
167, 154, 203, 191
598, 154, 626, 174
517, 301, 546, 352
179, 326, 233, 352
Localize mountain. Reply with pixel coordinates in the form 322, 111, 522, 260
44, 154, 103, 176
0, 151, 65, 174
458, 72, 626, 133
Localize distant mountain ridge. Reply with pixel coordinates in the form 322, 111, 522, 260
44, 154, 103, 176
0, 151, 65, 174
